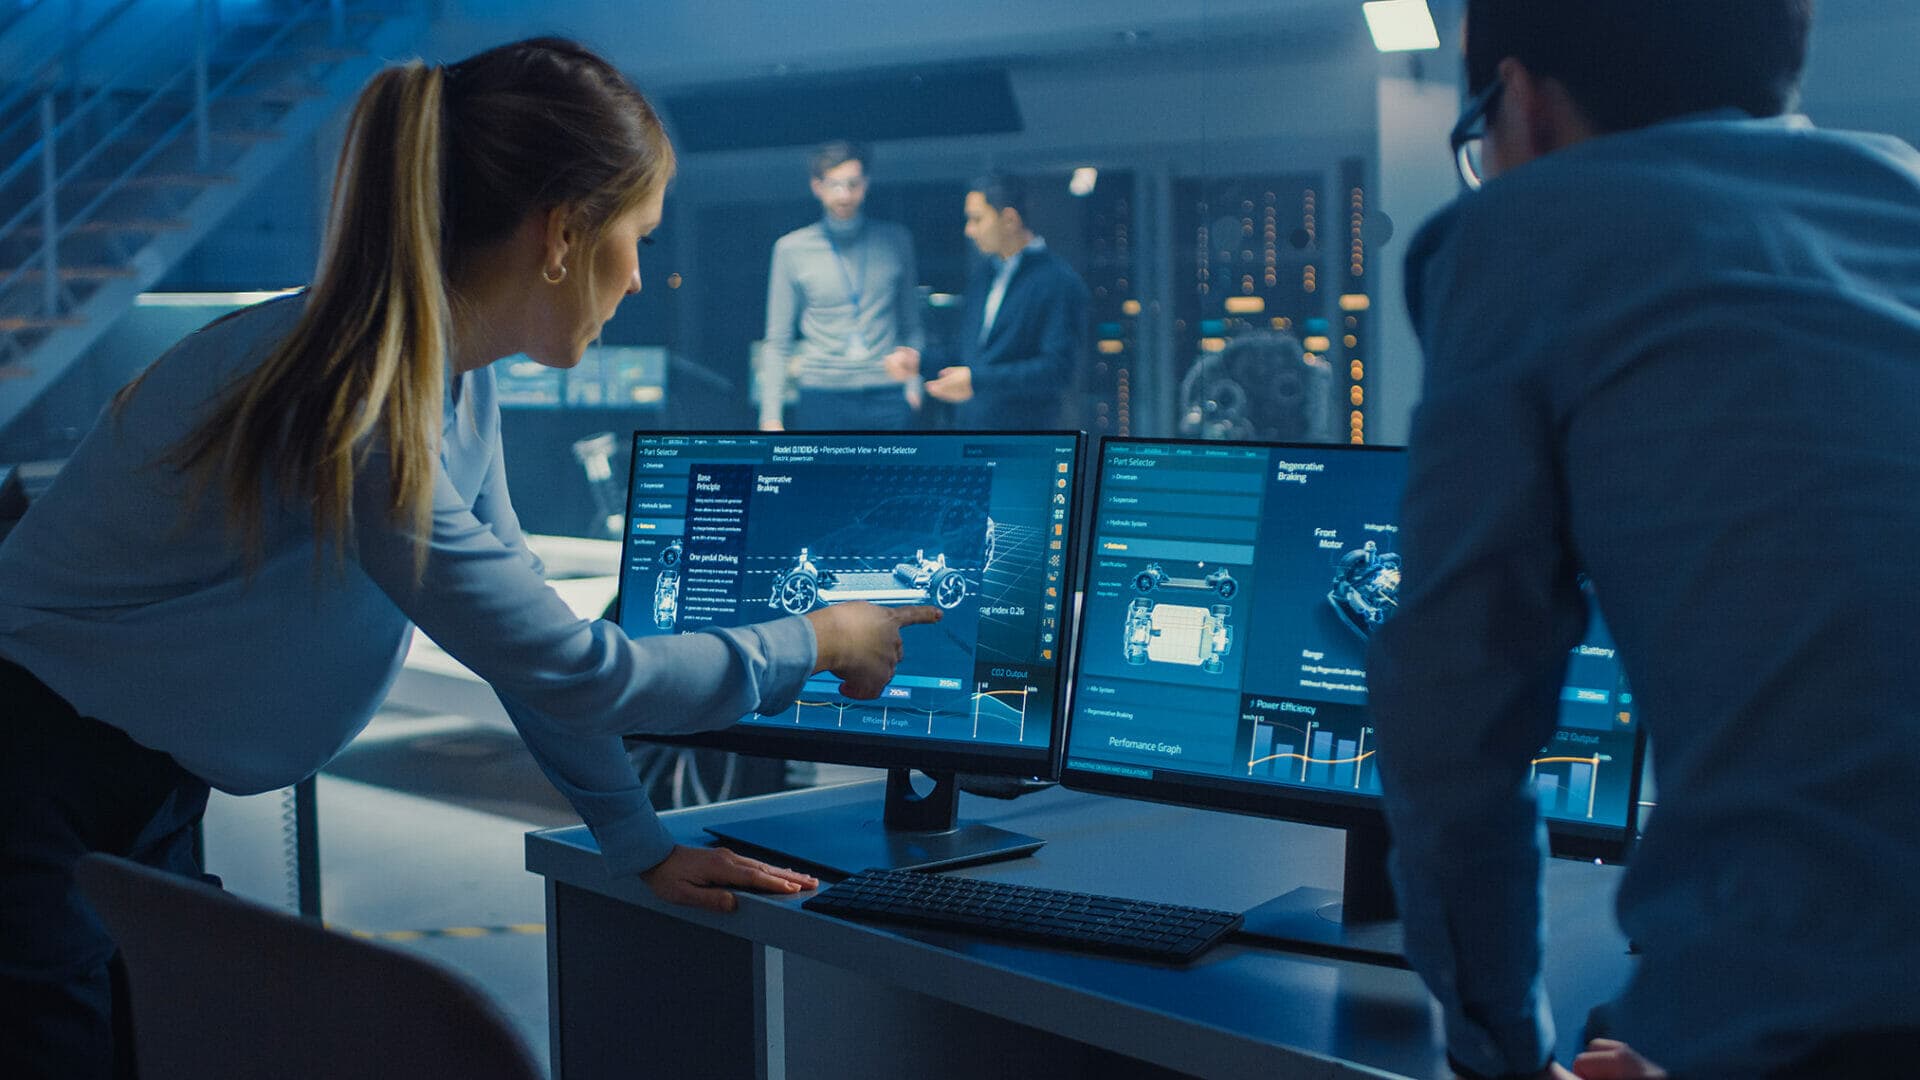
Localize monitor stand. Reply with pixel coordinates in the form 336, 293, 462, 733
1236, 822, 1408, 968
706, 769, 1044, 877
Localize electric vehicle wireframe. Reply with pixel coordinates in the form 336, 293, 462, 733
1131, 562, 1238, 599
767, 547, 974, 615
651, 540, 683, 630
765, 503, 995, 616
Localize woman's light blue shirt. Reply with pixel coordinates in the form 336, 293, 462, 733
0, 296, 815, 875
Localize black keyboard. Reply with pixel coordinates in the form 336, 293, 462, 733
803, 867, 1243, 964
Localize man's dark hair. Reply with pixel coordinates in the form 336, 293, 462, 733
970, 172, 1028, 219
1466, 0, 1813, 133
810, 139, 869, 179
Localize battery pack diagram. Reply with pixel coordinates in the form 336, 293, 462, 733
1120, 561, 1238, 674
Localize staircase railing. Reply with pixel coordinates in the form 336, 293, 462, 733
0, 0, 51, 46
0, 0, 398, 360
0, 1, 146, 156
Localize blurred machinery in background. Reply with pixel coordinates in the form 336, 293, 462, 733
1178, 331, 1335, 442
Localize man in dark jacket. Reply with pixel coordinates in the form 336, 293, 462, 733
889, 174, 1089, 430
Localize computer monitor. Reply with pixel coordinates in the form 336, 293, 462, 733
1062, 438, 1644, 964
617, 430, 1085, 874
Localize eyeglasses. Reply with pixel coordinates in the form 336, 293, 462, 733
820, 177, 868, 194
1449, 77, 1505, 190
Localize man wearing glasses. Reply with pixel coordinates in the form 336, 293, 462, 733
1370, 2, 1920, 1078
759, 140, 926, 431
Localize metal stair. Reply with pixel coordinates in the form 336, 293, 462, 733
0, 0, 430, 437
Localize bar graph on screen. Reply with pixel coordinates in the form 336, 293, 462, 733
1530, 755, 1602, 820
1248, 719, 1377, 791
1244, 718, 1614, 822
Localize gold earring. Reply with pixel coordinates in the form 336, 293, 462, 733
543, 264, 568, 284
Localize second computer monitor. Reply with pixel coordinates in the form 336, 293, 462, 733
1064, 439, 1642, 859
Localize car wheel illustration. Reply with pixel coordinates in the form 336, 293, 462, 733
931, 567, 970, 609
777, 571, 819, 615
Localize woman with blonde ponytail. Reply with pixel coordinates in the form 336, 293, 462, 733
0, 39, 932, 1078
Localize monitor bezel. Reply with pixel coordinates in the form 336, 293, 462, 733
617, 429, 1087, 781
1059, 436, 1645, 864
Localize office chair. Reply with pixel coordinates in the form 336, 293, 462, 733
73, 853, 542, 1080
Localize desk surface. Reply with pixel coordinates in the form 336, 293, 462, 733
527, 781, 1634, 1079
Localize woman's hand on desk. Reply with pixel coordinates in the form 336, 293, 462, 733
1570, 1040, 1667, 1079
640, 845, 818, 913
1458, 1062, 1577, 1080
1490, 1047, 1662, 1080
806, 602, 943, 699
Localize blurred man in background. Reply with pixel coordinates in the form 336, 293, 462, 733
759, 140, 925, 431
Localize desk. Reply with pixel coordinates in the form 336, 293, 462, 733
527, 782, 1633, 1080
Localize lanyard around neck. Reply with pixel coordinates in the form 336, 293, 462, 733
827, 232, 867, 314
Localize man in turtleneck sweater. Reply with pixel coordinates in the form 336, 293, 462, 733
759, 140, 925, 431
